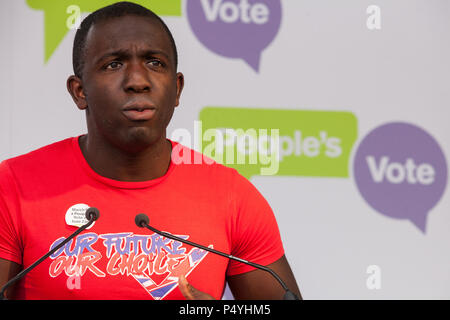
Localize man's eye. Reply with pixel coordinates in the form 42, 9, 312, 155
106, 61, 122, 69
147, 59, 163, 67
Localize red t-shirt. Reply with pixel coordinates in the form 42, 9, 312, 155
0, 136, 284, 300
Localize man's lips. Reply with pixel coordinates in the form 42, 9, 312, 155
122, 102, 156, 121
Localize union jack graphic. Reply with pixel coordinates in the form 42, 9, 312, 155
132, 244, 211, 300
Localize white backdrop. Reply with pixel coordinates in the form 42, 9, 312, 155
1, 0, 449, 299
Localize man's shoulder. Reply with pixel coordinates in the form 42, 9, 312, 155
172, 141, 240, 176
1, 137, 74, 176
171, 141, 257, 195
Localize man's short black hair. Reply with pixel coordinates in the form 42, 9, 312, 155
72, 1, 178, 78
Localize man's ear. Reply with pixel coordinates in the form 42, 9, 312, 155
174, 72, 184, 107
67, 75, 88, 110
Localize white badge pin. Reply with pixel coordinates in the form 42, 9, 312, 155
65, 203, 95, 229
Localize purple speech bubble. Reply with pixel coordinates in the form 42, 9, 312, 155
353, 122, 447, 233
186, 0, 282, 72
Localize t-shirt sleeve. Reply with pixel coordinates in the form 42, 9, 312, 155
226, 171, 285, 276
0, 161, 23, 265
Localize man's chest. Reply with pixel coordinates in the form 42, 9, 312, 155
17, 188, 232, 299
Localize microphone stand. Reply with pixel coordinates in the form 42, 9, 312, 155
0, 208, 99, 300
136, 214, 299, 300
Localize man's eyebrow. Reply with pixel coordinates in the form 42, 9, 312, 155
95, 48, 170, 65
95, 49, 128, 64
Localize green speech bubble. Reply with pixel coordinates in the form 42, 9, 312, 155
198, 107, 358, 179
26, 0, 182, 63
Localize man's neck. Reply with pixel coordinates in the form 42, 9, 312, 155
78, 134, 172, 182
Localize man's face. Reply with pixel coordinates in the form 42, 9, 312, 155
72, 15, 183, 153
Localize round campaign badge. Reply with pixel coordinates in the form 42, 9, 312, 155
65, 203, 95, 229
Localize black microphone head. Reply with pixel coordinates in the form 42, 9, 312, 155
85, 207, 100, 221
283, 290, 300, 300
135, 213, 149, 228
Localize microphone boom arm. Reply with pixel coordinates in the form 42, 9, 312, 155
140, 220, 297, 299
0, 208, 99, 300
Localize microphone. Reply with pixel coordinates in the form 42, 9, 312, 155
0, 207, 100, 300
135, 213, 300, 300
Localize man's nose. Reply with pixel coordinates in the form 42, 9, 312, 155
123, 62, 151, 93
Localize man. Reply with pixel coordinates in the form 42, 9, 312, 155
0, 2, 301, 300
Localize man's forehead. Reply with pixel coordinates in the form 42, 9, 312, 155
85, 15, 171, 54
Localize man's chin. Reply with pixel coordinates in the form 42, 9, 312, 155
120, 127, 163, 153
